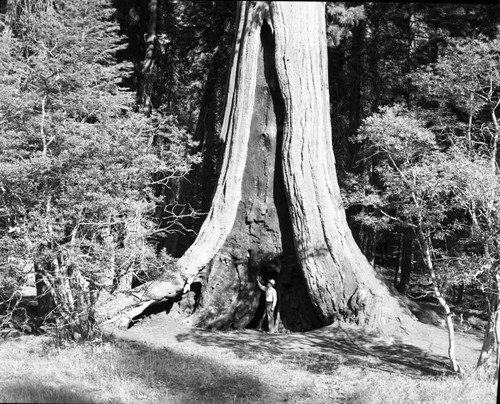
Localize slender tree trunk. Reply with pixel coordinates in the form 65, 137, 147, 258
35, 249, 95, 339
100, 221, 116, 290
490, 106, 499, 173
118, 208, 146, 291
34, 261, 55, 316
417, 226, 461, 373
367, 12, 381, 114
347, 20, 363, 164
141, 0, 158, 115
477, 271, 500, 377
403, 5, 415, 106
359, 225, 376, 267
358, 160, 376, 266
472, 105, 499, 374
394, 230, 402, 286
455, 283, 464, 305
397, 229, 413, 295
467, 95, 474, 154
108, 2, 411, 332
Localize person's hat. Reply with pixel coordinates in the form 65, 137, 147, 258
269, 279, 276, 286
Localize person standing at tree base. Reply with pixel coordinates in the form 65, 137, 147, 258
257, 277, 277, 333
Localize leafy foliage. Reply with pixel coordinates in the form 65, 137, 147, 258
326, 3, 365, 48
349, 105, 455, 236
0, 0, 196, 339
412, 35, 500, 116
328, 2, 500, 181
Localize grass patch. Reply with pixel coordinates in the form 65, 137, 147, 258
345, 370, 497, 404
0, 334, 497, 403
0, 335, 265, 403
0, 379, 103, 404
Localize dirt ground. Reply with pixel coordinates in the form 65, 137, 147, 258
105, 310, 484, 378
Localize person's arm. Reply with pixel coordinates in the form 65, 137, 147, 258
256, 276, 266, 291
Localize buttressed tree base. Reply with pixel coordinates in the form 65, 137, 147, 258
109, 1, 412, 333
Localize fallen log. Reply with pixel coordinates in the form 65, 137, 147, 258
95, 269, 201, 328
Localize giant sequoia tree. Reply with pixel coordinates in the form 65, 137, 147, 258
114, 1, 409, 332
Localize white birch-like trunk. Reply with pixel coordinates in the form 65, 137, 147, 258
417, 228, 461, 373
477, 271, 500, 377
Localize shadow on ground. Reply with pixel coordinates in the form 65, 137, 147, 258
1, 332, 267, 404
0, 380, 108, 404
175, 323, 450, 376
108, 337, 266, 403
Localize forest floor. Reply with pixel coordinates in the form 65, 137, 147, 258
103, 312, 497, 403
0, 301, 498, 403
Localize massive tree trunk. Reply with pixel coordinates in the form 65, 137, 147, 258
109, 1, 410, 333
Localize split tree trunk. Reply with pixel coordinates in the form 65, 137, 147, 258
111, 2, 410, 332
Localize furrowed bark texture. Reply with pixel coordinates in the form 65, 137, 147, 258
115, 2, 409, 332
269, 2, 404, 327
174, 2, 321, 330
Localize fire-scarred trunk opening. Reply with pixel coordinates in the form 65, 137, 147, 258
172, 18, 321, 331
105, 2, 412, 335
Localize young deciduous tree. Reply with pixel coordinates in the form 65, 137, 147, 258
349, 98, 500, 374
450, 154, 500, 375
411, 32, 500, 375
348, 104, 463, 372
411, 34, 500, 170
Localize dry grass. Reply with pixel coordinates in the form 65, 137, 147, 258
342, 368, 497, 404
0, 334, 497, 403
